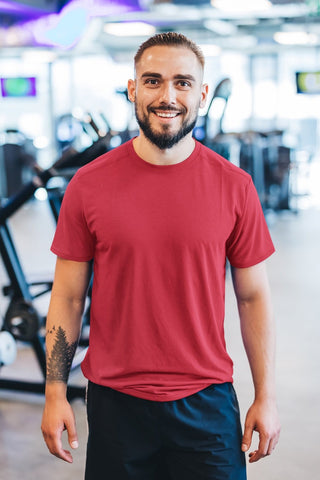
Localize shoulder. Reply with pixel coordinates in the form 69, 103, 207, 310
197, 141, 251, 185
73, 140, 131, 182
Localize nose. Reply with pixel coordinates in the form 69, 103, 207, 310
158, 82, 176, 105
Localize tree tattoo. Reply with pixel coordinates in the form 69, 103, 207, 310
46, 326, 78, 383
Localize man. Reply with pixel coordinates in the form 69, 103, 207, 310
41, 32, 280, 479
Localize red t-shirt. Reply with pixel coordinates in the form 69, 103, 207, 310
51, 139, 275, 401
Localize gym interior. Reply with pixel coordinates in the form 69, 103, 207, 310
0, 1, 319, 479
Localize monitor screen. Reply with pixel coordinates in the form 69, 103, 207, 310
296, 71, 320, 94
0, 77, 37, 97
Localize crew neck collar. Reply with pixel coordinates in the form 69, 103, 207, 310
127, 138, 200, 170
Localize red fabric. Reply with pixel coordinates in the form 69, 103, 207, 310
51, 139, 275, 401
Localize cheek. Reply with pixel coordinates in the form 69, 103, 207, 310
136, 88, 158, 103
178, 93, 200, 111
185, 100, 201, 116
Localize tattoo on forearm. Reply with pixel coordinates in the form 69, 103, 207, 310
46, 326, 78, 383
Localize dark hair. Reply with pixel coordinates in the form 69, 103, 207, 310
134, 32, 205, 70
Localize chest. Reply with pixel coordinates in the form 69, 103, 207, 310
85, 169, 236, 252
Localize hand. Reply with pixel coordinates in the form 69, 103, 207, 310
41, 396, 79, 463
241, 398, 281, 463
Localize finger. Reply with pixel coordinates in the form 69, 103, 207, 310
65, 416, 79, 450
267, 433, 280, 456
44, 438, 73, 463
248, 449, 259, 462
241, 424, 254, 452
250, 425, 281, 462
248, 434, 270, 463
53, 446, 74, 463
42, 427, 74, 463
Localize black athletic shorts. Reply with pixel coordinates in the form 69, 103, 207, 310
85, 381, 247, 480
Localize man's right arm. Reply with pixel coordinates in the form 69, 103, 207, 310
41, 257, 91, 463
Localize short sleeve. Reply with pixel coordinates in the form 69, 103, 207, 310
51, 174, 95, 261
226, 178, 275, 268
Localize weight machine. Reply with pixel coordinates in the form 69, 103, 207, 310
198, 78, 293, 212
0, 129, 38, 199
0, 119, 116, 400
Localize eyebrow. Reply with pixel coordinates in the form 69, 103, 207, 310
174, 74, 196, 82
141, 72, 196, 82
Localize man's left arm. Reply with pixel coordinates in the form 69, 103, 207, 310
231, 261, 281, 463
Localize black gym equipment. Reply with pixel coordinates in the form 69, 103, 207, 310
198, 78, 293, 212
0, 119, 118, 400
0, 129, 38, 198
194, 77, 232, 150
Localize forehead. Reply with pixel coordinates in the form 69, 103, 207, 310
135, 45, 203, 80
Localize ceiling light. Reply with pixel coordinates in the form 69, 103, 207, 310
274, 31, 318, 45
4, 26, 32, 46
104, 22, 156, 37
211, 0, 272, 12
204, 19, 237, 35
199, 44, 221, 57
22, 50, 57, 63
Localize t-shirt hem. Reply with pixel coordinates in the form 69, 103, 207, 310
50, 246, 93, 262
229, 246, 275, 269
82, 378, 233, 402
114, 384, 215, 402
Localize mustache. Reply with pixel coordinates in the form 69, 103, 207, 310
148, 105, 185, 114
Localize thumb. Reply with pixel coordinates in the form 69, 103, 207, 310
65, 417, 79, 450
242, 423, 254, 452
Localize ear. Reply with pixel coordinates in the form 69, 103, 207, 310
200, 83, 209, 109
127, 79, 136, 103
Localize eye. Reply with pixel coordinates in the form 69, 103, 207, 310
144, 78, 159, 86
177, 80, 191, 88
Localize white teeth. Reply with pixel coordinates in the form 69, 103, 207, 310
156, 112, 178, 118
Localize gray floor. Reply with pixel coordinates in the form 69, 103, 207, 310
0, 167, 320, 479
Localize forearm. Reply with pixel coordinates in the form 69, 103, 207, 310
232, 263, 276, 400
45, 293, 85, 392
232, 263, 280, 461
238, 292, 276, 400
42, 258, 90, 462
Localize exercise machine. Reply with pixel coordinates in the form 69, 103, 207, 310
0, 129, 38, 198
196, 78, 293, 211
194, 77, 232, 156
0, 123, 117, 400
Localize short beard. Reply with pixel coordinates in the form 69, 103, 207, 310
135, 105, 197, 150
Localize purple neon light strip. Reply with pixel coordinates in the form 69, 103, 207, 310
0, 0, 143, 19
0, 0, 145, 48
0, 0, 54, 16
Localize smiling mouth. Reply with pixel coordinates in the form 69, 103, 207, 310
149, 103, 184, 119
156, 112, 179, 118
151, 109, 181, 119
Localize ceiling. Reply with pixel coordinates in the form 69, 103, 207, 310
1, 0, 320, 58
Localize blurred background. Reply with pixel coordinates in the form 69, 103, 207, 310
0, 1, 319, 479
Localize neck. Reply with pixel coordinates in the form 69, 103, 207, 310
133, 132, 195, 166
